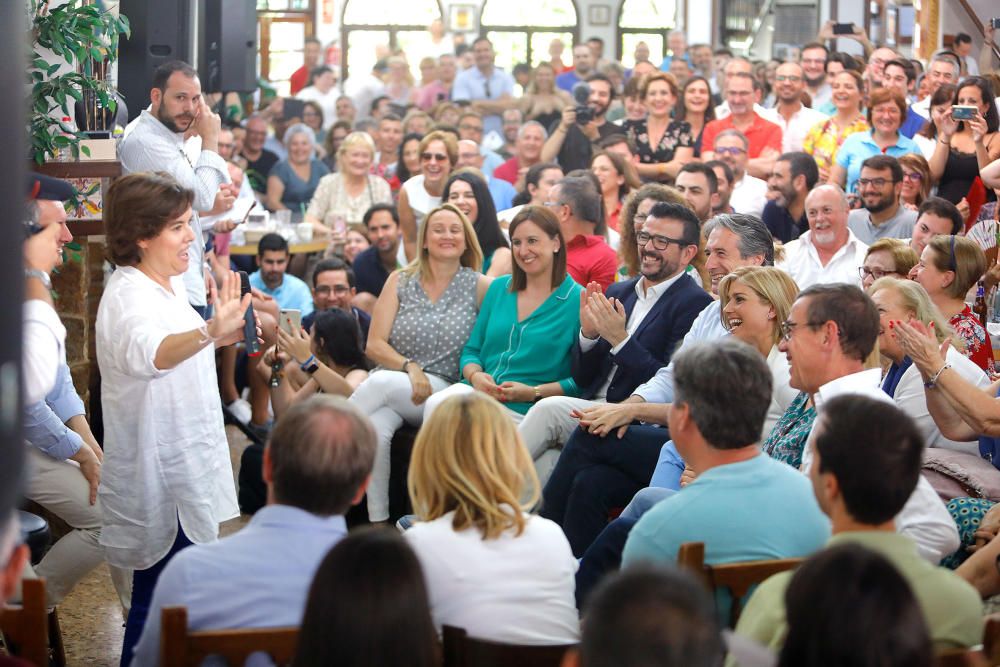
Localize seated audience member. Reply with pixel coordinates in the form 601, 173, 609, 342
910, 197, 963, 257
302, 257, 372, 335
735, 395, 982, 651
241, 114, 280, 194
130, 396, 376, 666
591, 151, 640, 232
443, 170, 512, 276
389, 133, 423, 194
621, 339, 829, 590
349, 205, 490, 523
762, 151, 819, 242
293, 528, 438, 667
405, 393, 579, 645
520, 202, 709, 483
250, 233, 314, 315
455, 139, 518, 212
912, 84, 959, 160
882, 58, 926, 139
709, 130, 767, 218
846, 156, 917, 243
493, 121, 547, 190
342, 223, 371, 264
909, 234, 995, 376
305, 131, 392, 234
778, 184, 868, 289
898, 154, 932, 210
563, 565, 725, 667
547, 176, 618, 291
266, 123, 330, 213
859, 238, 919, 290
760, 62, 828, 154
424, 206, 582, 422
673, 163, 719, 224
504, 161, 564, 218
541, 214, 773, 555
621, 72, 695, 184
351, 204, 403, 312
320, 120, 352, 171
707, 160, 736, 215
830, 88, 919, 196
776, 544, 935, 667
701, 71, 782, 180
399, 130, 458, 261
372, 113, 404, 179
614, 184, 687, 279
868, 277, 990, 453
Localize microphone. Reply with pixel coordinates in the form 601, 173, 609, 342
237, 271, 261, 357
571, 81, 591, 107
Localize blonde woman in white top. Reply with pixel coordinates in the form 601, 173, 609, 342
306, 131, 392, 238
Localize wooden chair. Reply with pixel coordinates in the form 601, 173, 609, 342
984, 614, 1000, 665
441, 625, 575, 667
1, 578, 49, 667
159, 606, 299, 667
676, 542, 804, 627
936, 647, 988, 666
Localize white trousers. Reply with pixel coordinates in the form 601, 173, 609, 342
421, 383, 526, 424
350, 370, 451, 521
24, 447, 132, 610
517, 396, 603, 486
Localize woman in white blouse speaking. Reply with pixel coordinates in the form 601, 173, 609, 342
97, 172, 252, 663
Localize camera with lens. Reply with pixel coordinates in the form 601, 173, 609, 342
571, 82, 594, 125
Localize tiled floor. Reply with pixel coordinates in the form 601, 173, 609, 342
56, 425, 254, 666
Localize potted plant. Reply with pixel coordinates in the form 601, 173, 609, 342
27, 0, 130, 164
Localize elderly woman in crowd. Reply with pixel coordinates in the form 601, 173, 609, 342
306, 131, 392, 236
443, 170, 511, 276
908, 234, 995, 376
860, 238, 919, 290
97, 173, 250, 660
423, 206, 582, 425
802, 70, 868, 182
266, 123, 330, 213
622, 72, 694, 183
405, 392, 579, 645
898, 154, 932, 210
831, 87, 919, 195
399, 130, 458, 261
350, 204, 490, 523
591, 150, 640, 232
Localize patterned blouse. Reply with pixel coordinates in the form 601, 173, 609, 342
306, 172, 392, 228
622, 118, 694, 169
950, 305, 997, 378
802, 115, 869, 173
761, 392, 816, 469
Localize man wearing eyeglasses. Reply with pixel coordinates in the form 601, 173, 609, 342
301, 257, 371, 341
760, 63, 828, 153
847, 156, 917, 244
710, 130, 768, 219
702, 71, 782, 180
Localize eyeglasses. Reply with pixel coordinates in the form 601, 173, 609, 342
636, 231, 688, 250
859, 267, 899, 280
857, 177, 892, 188
714, 146, 746, 156
315, 285, 351, 296
459, 123, 483, 133
633, 213, 651, 223
775, 75, 802, 82
903, 172, 923, 182
780, 319, 827, 341
421, 152, 449, 162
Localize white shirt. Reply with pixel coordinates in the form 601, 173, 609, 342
912, 96, 931, 119
761, 104, 829, 153
892, 346, 990, 455
96, 267, 238, 569
730, 173, 768, 218
296, 85, 342, 130
405, 510, 580, 645
23, 300, 66, 404
778, 229, 868, 289
118, 109, 230, 307
344, 73, 387, 121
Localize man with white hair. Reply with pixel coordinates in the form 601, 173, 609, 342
658, 30, 691, 72
456, 139, 516, 210
912, 54, 961, 119
492, 121, 547, 190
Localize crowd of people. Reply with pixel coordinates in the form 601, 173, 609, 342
10, 16, 1000, 667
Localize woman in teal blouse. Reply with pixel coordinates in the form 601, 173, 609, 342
423, 205, 583, 419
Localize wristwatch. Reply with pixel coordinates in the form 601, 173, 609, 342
301, 354, 320, 375
25, 268, 51, 289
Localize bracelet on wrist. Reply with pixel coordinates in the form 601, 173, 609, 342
924, 362, 952, 389
533, 385, 542, 402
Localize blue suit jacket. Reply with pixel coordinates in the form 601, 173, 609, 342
572, 273, 712, 403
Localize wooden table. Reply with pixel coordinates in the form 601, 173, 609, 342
228, 241, 328, 256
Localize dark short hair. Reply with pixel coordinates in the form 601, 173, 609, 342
801, 42, 829, 57
555, 176, 602, 226
815, 396, 925, 524
369, 95, 390, 114
677, 162, 718, 194
779, 152, 820, 191
587, 36, 604, 47
648, 201, 701, 246
508, 206, 567, 291
799, 284, 879, 362
312, 309, 369, 370
472, 35, 492, 49
152, 60, 197, 91
598, 133, 636, 155
860, 154, 903, 183
258, 232, 289, 257
310, 65, 333, 79
954, 32, 972, 45
585, 72, 617, 101
104, 172, 194, 267
312, 256, 355, 288
581, 565, 725, 667
779, 543, 933, 667
884, 58, 916, 83
827, 51, 863, 73
672, 339, 773, 449
267, 396, 376, 516
705, 159, 734, 186
363, 203, 399, 227
916, 196, 963, 235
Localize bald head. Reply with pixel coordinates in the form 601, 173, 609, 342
456, 140, 483, 169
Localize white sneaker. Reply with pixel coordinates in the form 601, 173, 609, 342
226, 398, 252, 425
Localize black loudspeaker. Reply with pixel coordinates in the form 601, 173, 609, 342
200, 0, 258, 94
117, 0, 195, 121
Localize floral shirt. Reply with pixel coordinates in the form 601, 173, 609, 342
761, 392, 816, 469
802, 115, 869, 172
622, 118, 694, 168
950, 305, 997, 378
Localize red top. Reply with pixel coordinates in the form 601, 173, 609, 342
493, 157, 521, 185
702, 113, 783, 159
950, 305, 997, 378
289, 66, 309, 95
566, 234, 618, 292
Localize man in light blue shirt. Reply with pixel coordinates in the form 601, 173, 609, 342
451, 37, 515, 138
249, 233, 314, 316
130, 396, 375, 667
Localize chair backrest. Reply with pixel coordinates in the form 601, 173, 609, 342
935, 647, 987, 667
677, 542, 804, 627
1, 577, 49, 667
159, 606, 299, 667
441, 625, 575, 667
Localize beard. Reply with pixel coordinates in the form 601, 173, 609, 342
157, 105, 195, 134
640, 250, 680, 283
864, 193, 895, 214
804, 74, 825, 88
